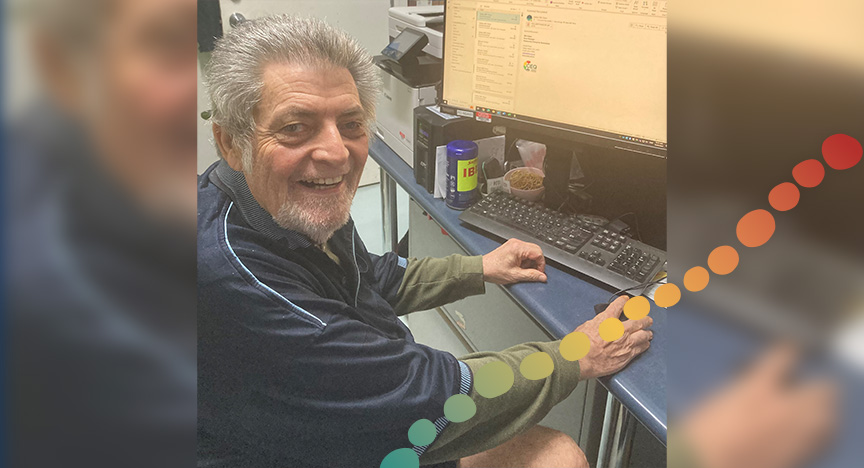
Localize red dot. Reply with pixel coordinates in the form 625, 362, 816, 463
822, 134, 862, 170
792, 159, 824, 188
768, 182, 800, 211
737, 209, 775, 247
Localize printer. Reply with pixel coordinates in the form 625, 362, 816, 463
375, 6, 444, 166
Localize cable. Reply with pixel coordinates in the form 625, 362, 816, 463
610, 211, 644, 242
605, 276, 666, 304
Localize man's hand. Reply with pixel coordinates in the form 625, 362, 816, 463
678, 344, 837, 468
482, 239, 547, 284
576, 296, 654, 380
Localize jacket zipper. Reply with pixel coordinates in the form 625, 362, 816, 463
351, 226, 360, 307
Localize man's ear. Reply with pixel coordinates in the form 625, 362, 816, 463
212, 124, 245, 172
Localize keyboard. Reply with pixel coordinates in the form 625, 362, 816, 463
459, 192, 666, 291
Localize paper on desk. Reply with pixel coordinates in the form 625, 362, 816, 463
434, 145, 447, 198
434, 135, 506, 199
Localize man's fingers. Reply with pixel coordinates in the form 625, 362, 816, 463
792, 379, 838, 410
624, 315, 653, 333
600, 296, 629, 319
520, 243, 546, 272
629, 329, 653, 346
520, 268, 547, 283
535, 252, 546, 273
632, 337, 651, 357
748, 343, 799, 386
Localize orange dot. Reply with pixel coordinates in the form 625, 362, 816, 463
623, 296, 650, 320
736, 209, 775, 247
768, 182, 800, 211
654, 283, 681, 308
707, 245, 739, 275
792, 159, 825, 188
683, 266, 709, 292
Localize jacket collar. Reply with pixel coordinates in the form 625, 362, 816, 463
210, 159, 335, 250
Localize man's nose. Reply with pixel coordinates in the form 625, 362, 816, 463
311, 123, 350, 164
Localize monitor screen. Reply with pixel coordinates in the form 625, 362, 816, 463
441, 0, 667, 155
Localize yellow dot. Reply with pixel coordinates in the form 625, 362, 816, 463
683, 266, 710, 292
654, 283, 681, 308
560, 331, 591, 361
520, 352, 554, 380
474, 361, 514, 398
623, 296, 650, 320
599, 317, 625, 341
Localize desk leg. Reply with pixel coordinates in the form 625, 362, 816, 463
596, 393, 618, 468
379, 168, 399, 252
596, 393, 637, 468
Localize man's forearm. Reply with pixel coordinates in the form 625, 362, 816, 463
392, 255, 486, 316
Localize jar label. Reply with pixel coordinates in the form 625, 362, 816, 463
457, 158, 478, 192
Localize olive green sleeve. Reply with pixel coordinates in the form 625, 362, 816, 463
419, 340, 581, 465
392, 255, 486, 316
667, 430, 701, 468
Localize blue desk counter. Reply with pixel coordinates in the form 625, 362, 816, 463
369, 137, 668, 444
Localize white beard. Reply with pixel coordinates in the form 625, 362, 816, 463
272, 182, 357, 244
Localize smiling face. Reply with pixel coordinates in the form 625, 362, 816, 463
224, 62, 369, 243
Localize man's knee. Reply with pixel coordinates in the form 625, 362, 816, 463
531, 426, 589, 468
459, 425, 589, 468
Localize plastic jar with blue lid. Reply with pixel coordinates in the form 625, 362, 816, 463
445, 140, 479, 210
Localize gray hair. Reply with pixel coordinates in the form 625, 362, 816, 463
205, 15, 381, 167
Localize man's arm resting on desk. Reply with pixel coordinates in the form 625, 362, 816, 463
419, 339, 580, 464
391, 239, 547, 316
391, 255, 486, 315
421, 297, 655, 464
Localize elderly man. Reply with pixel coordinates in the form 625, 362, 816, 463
198, 15, 653, 468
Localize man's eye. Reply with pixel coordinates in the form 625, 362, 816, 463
341, 121, 364, 133
282, 123, 305, 133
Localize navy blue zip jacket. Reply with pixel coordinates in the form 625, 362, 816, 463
198, 161, 474, 468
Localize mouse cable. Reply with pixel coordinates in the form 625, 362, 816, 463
606, 277, 666, 305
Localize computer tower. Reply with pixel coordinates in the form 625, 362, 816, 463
414, 106, 494, 193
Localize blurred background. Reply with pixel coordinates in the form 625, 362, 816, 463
3, 0, 862, 467
668, 1, 864, 467
5, 0, 197, 466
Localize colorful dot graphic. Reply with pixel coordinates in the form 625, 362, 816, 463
559, 331, 591, 361
408, 419, 437, 446
520, 352, 555, 380
381, 134, 862, 468
474, 361, 515, 398
443, 394, 476, 423
768, 182, 800, 211
599, 317, 625, 341
683, 266, 709, 292
707, 246, 739, 275
792, 159, 825, 187
736, 209, 776, 248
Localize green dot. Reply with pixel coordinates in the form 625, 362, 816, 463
408, 419, 437, 446
474, 361, 514, 398
443, 394, 476, 423
520, 352, 554, 380
380, 448, 419, 468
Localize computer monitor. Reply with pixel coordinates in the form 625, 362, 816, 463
439, 0, 667, 248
